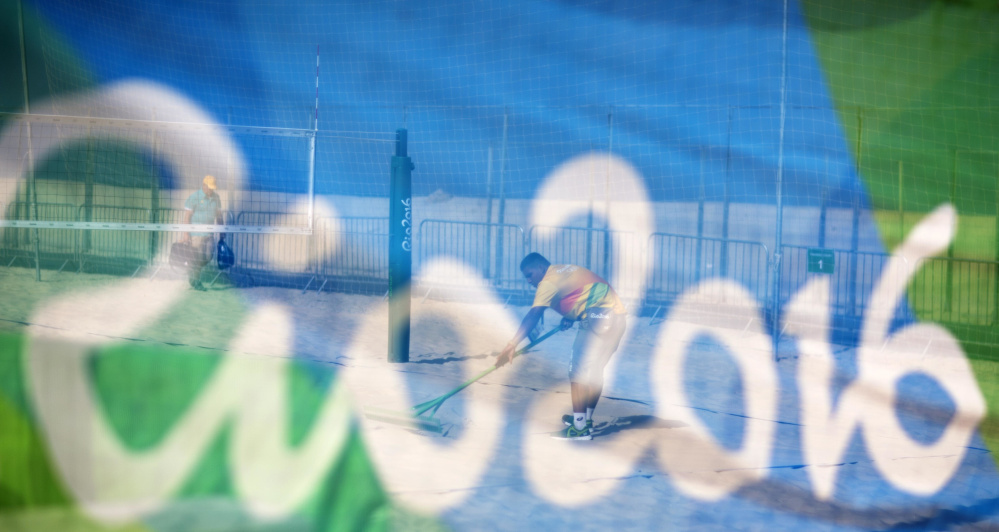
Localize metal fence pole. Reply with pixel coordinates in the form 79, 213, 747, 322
946, 149, 959, 314
495, 112, 508, 279
722, 107, 732, 277
819, 156, 828, 249
898, 160, 904, 245
148, 123, 160, 263
769, 0, 789, 349
849, 108, 864, 317
17, 0, 40, 281
603, 110, 613, 280
485, 145, 494, 281
994, 157, 999, 325
696, 149, 705, 283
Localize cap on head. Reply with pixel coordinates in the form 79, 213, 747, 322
203, 175, 217, 190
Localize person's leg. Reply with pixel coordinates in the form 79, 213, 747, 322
559, 315, 626, 438
580, 314, 626, 418
566, 329, 591, 433
187, 238, 200, 284
188, 236, 210, 289
585, 382, 603, 412
571, 382, 599, 424
570, 382, 588, 413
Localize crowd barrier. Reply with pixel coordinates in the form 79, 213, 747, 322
2, 202, 78, 270
2, 204, 997, 327
418, 219, 526, 294
778, 246, 899, 319
78, 205, 153, 275
231, 211, 312, 273
315, 216, 389, 280
911, 256, 998, 327
646, 232, 770, 309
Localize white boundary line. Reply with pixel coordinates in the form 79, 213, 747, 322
0, 112, 396, 143
0, 220, 312, 234
0, 112, 312, 137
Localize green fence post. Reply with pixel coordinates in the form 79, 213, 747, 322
946, 150, 957, 314
994, 158, 999, 326
898, 160, 904, 245
388, 129, 414, 363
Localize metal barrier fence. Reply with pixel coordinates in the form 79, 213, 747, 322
418, 219, 526, 292
910, 257, 998, 327
231, 211, 312, 273
1, 202, 79, 269
778, 245, 909, 321
77, 205, 152, 274
314, 216, 389, 281
646, 233, 770, 306
528, 225, 613, 278
152, 208, 191, 265
5, 205, 998, 329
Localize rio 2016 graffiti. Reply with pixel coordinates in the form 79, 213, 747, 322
1, 81, 990, 527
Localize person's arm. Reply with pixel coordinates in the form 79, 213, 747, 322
495, 306, 546, 368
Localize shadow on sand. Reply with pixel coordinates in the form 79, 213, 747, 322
410, 352, 492, 365
593, 415, 687, 437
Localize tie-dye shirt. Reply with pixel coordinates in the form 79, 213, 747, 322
532, 264, 626, 320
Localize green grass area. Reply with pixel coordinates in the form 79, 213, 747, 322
0, 267, 246, 347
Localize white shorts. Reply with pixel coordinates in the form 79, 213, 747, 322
568, 311, 626, 387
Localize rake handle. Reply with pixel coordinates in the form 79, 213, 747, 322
412, 326, 560, 417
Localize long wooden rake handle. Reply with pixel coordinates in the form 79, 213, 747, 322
412, 327, 560, 417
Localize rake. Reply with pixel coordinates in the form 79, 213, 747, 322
364, 327, 560, 434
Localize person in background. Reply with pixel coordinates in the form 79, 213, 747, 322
181, 175, 224, 291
